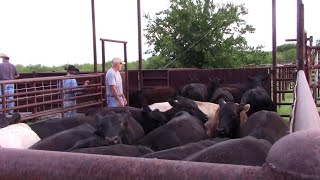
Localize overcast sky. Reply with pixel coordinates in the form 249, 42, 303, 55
0, 0, 319, 66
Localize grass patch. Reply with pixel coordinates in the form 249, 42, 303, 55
276, 92, 293, 123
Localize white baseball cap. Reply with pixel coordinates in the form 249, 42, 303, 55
112, 57, 126, 64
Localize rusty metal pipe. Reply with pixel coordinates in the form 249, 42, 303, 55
100, 38, 127, 44
0, 148, 282, 180
91, 0, 98, 73
272, 0, 277, 109
137, 0, 143, 90
101, 40, 106, 73
297, 0, 304, 70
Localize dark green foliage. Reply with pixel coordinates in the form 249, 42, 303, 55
276, 43, 296, 64
144, 0, 269, 68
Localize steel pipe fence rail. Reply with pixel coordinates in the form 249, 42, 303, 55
0, 74, 104, 121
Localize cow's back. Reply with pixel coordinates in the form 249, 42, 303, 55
185, 136, 271, 166
138, 113, 208, 151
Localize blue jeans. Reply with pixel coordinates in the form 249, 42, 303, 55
64, 100, 77, 117
0, 84, 15, 114
106, 96, 124, 107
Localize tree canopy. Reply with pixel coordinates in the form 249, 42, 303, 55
144, 0, 269, 68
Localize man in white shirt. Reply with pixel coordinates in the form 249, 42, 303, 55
106, 57, 127, 107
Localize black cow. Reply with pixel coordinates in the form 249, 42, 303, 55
129, 87, 177, 108
219, 74, 270, 103
241, 86, 276, 117
142, 138, 228, 160
164, 97, 208, 123
71, 144, 153, 157
86, 106, 167, 135
216, 100, 250, 139
67, 111, 145, 151
180, 83, 208, 101
209, 88, 234, 103
240, 110, 289, 144
0, 113, 21, 128
29, 123, 97, 151
207, 78, 234, 103
137, 111, 208, 151
29, 116, 96, 139
184, 136, 272, 166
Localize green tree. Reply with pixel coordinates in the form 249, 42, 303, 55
144, 0, 267, 68
277, 43, 296, 63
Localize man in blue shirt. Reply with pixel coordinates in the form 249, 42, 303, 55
106, 57, 127, 107
63, 65, 89, 117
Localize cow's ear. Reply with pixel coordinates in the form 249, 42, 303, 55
120, 120, 128, 127
218, 98, 226, 107
238, 103, 250, 113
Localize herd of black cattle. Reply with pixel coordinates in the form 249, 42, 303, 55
0, 74, 289, 167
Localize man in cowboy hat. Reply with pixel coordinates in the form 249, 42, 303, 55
63, 65, 89, 117
0, 53, 19, 115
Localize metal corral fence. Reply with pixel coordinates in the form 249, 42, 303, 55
0, 68, 319, 180
0, 73, 104, 121
4, 66, 296, 121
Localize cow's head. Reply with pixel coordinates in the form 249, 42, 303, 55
95, 111, 131, 145
216, 100, 250, 138
248, 75, 269, 88
8, 113, 21, 125
208, 78, 224, 92
168, 97, 208, 123
141, 106, 168, 134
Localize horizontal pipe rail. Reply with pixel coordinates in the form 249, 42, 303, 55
0, 148, 283, 180
0, 74, 104, 121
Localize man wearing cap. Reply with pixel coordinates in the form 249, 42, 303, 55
106, 57, 127, 107
0, 53, 19, 115
63, 65, 89, 117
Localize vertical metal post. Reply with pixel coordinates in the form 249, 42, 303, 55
137, 0, 143, 90
297, 0, 304, 71
124, 43, 129, 103
60, 80, 65, 118
101, 40, 106, 73
91, 0, 98, 73
272, 0, 277, 110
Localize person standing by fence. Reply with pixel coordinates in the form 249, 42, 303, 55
63, 65, 89, 117
0, 53, 19, 115
106, 57, 127, 107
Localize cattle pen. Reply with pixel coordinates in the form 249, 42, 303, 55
1, 0, 320, 180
